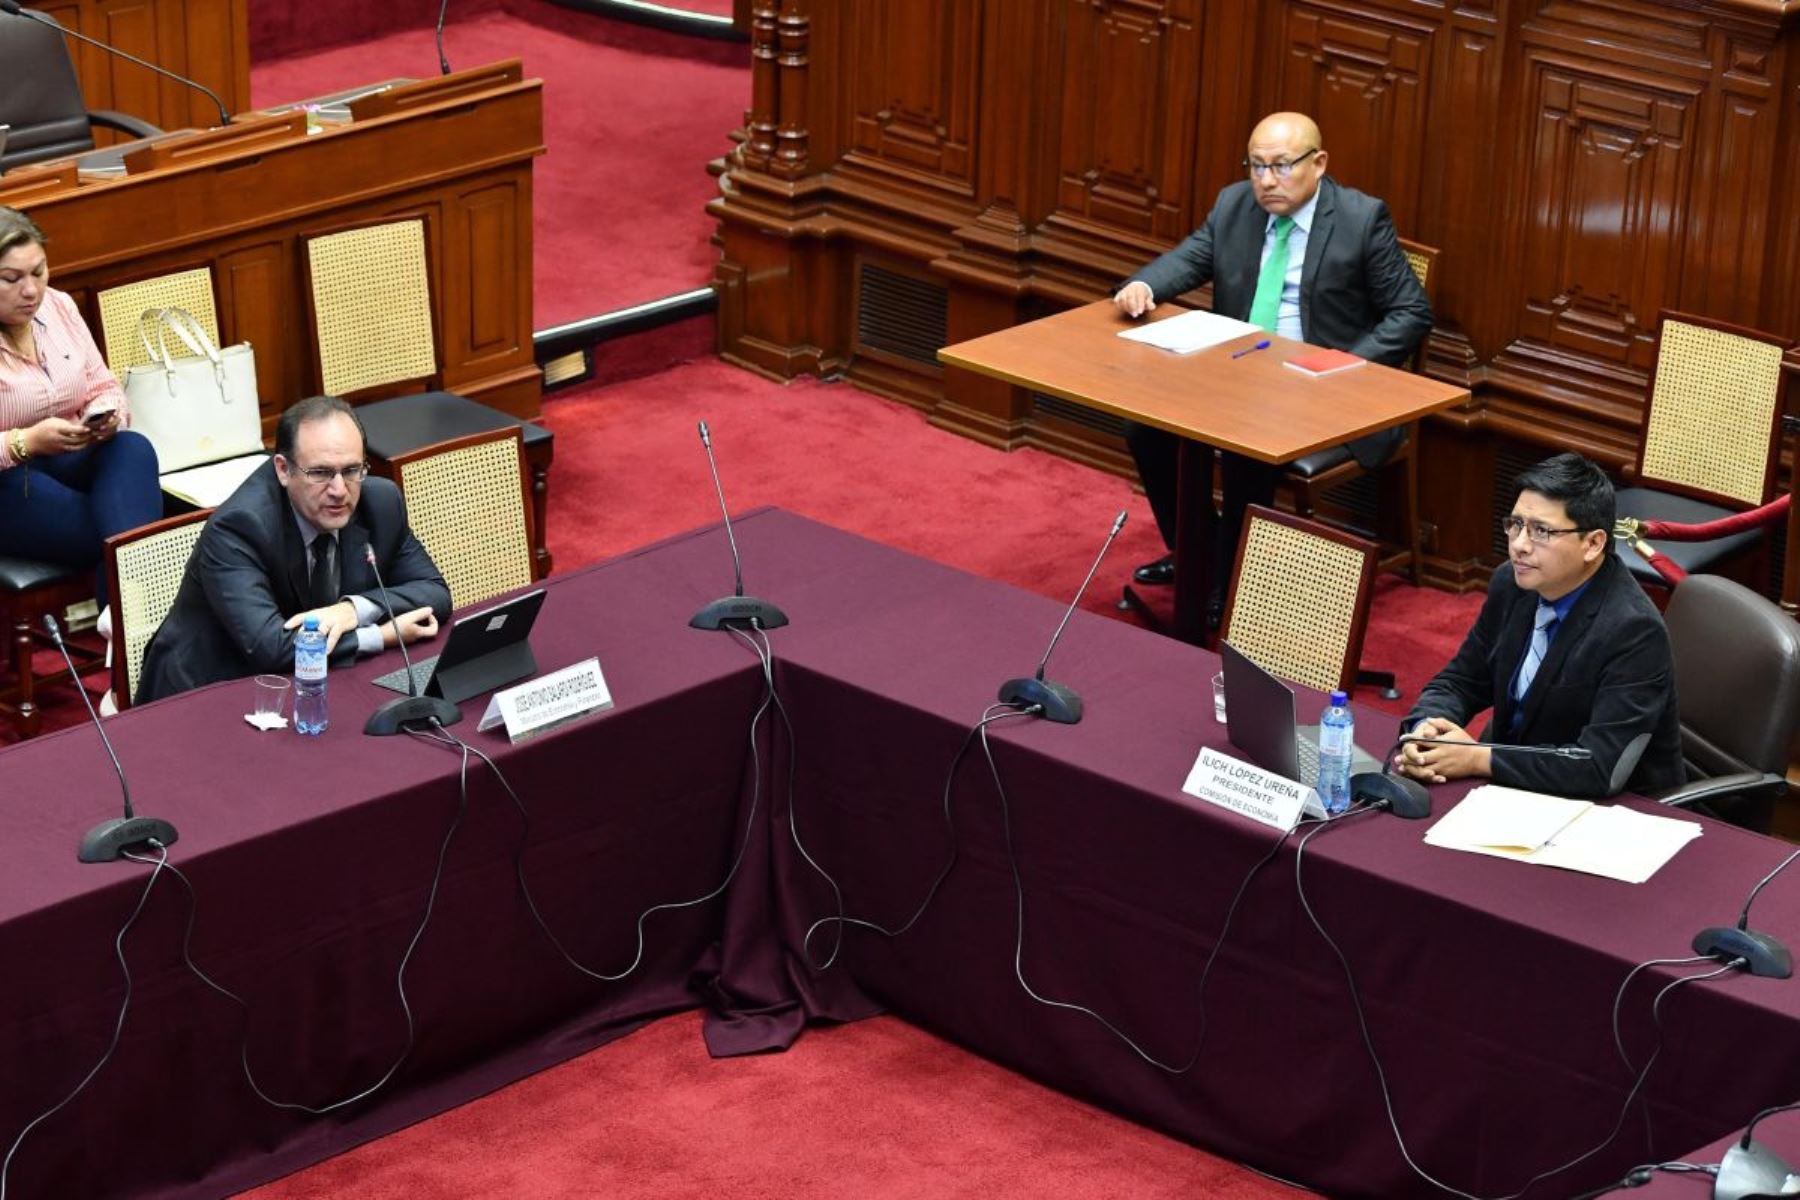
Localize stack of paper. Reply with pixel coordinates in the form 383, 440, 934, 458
1424, 785, 1702, 883
160, 454, 268, 508
1116, 310, 1263, 354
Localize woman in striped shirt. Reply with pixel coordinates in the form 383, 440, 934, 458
0, 206, 160, 603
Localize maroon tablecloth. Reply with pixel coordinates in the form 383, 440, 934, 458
4, 508, 1797, 1199
0, 522, 780, 1199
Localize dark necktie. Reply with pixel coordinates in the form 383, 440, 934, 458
309, 534, 338, 609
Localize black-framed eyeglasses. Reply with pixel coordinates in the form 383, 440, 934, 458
1501, 516, 1587, 545
1243, 148, 1319, 179
296, 462, 369, 486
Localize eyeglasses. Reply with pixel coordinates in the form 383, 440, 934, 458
1502, 516, 1587, 544
1243, 148, 1319, 179
295, 462, 369, 486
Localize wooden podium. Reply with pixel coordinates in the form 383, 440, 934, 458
941, 302, 1470, 643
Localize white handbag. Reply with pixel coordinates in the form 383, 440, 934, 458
123, 307, 262, 473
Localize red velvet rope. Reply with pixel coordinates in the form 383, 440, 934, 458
1636, 493, 1790, 540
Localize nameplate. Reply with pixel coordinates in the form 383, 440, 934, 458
1181, 746, 1318, 832
478, 656, 612, 742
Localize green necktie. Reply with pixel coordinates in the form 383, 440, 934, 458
1248, 216, 1294, 333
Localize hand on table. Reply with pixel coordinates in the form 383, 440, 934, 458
1113, 282, 1155, 319
381, 607, 439, 649
284, 600, 360, 653
1394, 717, 1492, 784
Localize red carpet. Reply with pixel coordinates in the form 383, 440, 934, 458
241, 1011, 1299, 1200
250, 2, 747, 327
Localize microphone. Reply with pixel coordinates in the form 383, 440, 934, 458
1, 2, 232, 129
1716, 1103, 1800, 1199
1691, 847, 1799, 981
1351, 730, 1653, 823
360, 544, 462, 737
689, 420, 789, 632
996, 510, 1128, 724
435, 0, 452, 75
42, 614, 179, 863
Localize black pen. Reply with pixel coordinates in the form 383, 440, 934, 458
1231, 339, 1272, 359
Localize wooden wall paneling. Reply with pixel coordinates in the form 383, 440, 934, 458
841, 0, 978, 197
46, 0, 251, 134
214, 241, 291, 431
447, 180, 532, 386
1271, 0, 1435, 240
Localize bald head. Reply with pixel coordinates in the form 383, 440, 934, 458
1246, 112, 1327, 216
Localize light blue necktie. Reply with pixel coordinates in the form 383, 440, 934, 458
1514, 603, 1559, 702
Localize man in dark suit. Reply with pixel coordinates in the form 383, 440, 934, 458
1396, 453, 1683, 798
137, 395, 450, 704
1115, 112, 1431, 597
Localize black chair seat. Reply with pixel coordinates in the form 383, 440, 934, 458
358, 390, 552, 458
1614, 486, 1764, 582
1288, 443, 1353, 479
0, 555, 78, 592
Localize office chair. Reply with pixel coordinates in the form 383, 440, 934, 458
0, 7, 160, 173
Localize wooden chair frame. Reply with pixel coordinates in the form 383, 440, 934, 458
104, 509, 212, 710
376, 426, 534, 609
0, 566, 99, 738
1219, 504, 1379, 696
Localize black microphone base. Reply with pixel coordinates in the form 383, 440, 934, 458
998, 676, 1082, 724
690, 595, 789, 631
1351, 772, 1432, 820
1693, 925, 1793, 979
78, 816, 179, 863
364, 695, 464, 737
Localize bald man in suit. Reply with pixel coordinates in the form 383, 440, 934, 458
1116, 112, 1431, 610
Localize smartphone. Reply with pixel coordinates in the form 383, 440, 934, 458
83, 408, 112, 428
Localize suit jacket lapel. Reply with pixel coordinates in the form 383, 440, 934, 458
1298, 177, 1336, 340
1516, 560, 1611, 735
1222, 188, 1265, 319
279, 497, 312, 611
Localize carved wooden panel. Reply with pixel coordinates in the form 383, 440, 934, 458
1502, 56, 1698, 374
1051, 0, 1201, 243
42, 0, 251, 130
845, 0, 977, 191
1273, 1, 1434, 237
215, 242, 290, 423
455, 183, 528, 368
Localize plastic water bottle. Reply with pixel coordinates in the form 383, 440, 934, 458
1317, 690, 1354, 814
294, 616, 329, 736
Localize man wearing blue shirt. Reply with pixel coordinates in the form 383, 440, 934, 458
1114, 112, 1431, 602
1397, 454, 1684, 798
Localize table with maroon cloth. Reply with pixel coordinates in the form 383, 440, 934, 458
3, 508, 1798, 1199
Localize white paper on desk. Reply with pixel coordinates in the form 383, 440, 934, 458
1425, 785, 1702, 883
1424, 785, 1590, 854
1116, 310, 1263, 354
160, 454, 269, 508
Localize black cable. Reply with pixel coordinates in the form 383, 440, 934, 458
1736, 1099, 1800, 1152
134, 759, 467, 1115
1566, 1160, 1716, 1199
731, 623, 848, 972
1739, 848, 1800, 930
1611, 954, 1712, 1155
1295, 813, 1745, 1200
799, 703, 1032, 961
404, 678, 768, 984
1, 846, 168, 1200
979, 709, 1346, 1072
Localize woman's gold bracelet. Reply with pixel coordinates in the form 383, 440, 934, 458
7, 427, 27, 463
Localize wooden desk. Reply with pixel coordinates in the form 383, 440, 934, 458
0, 61, 544, 430
941, 302, 1469, 642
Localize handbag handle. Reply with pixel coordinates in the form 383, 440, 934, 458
150, 307, 224, 368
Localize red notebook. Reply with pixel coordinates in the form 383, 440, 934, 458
1283, 348, 1367, 377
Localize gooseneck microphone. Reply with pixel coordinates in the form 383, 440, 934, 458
997, 510, 1127, 724
0, 2, 233, 129
43, 615, 179, 862
361, 545, 462, 737
434, 0, 452, 75
690, 420, 789, 631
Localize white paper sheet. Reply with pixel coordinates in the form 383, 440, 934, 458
160, 454, 269, 508
1116, 310, 1263, 354
1424, 785, 1702, 884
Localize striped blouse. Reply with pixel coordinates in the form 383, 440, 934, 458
0, 288, 128, 471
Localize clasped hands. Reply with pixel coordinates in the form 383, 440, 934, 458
283, 599, 439, 654
1393, 716, 1492, 784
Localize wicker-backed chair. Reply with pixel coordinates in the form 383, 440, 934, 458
302, 218, 554, 578
1218, 505, 1379, 696
104, 510, 210, 711
381, 427, 533, 610
0, 558, 100, 738
1614, 311, 1792, 590
1279, 237, 1438, 586
95, 268, 222, 379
